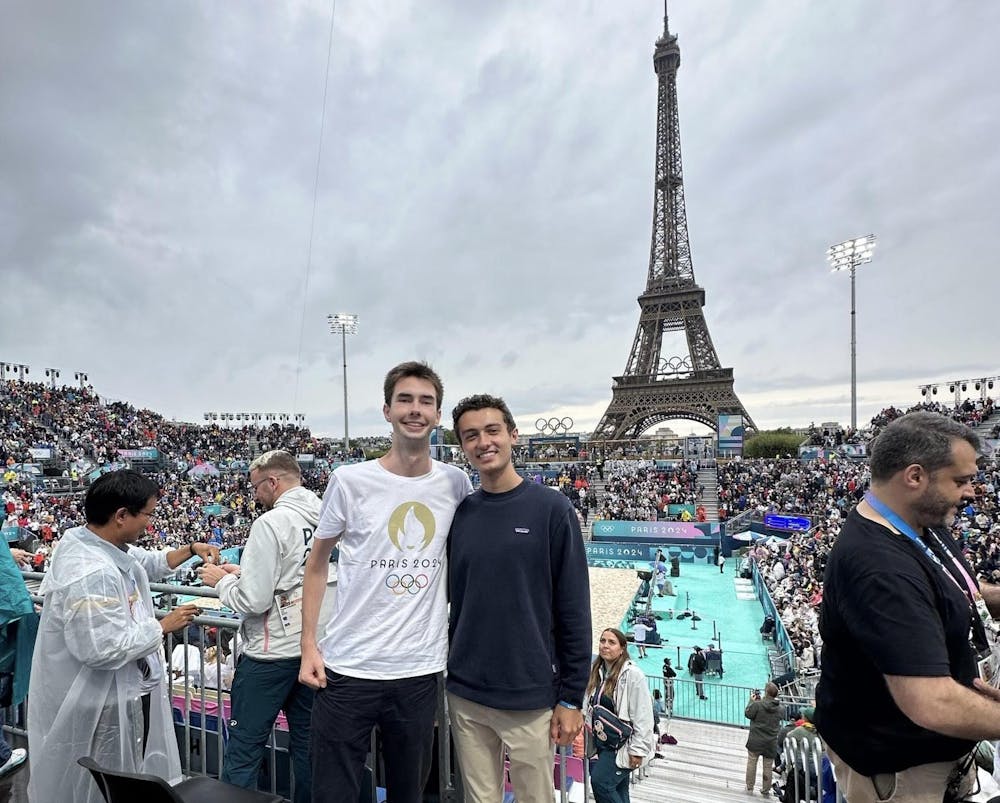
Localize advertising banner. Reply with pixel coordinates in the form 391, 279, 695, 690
717, 414, 745, 454
591, 520, 714, 540
117, 448, 160, 461
28, 447, 53, 460
799, 444, 867, 461
585, 540, 718, 568
586, 542, 659, 562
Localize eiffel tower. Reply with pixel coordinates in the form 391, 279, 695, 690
593, 5, 756, 442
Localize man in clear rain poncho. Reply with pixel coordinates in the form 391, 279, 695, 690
27, 470, 221, 803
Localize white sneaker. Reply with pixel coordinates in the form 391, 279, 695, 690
0, 748, 27, 777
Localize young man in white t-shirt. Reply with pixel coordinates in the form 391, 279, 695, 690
299, 361, 472, 803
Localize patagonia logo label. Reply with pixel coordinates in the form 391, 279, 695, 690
514, 527, 530, 534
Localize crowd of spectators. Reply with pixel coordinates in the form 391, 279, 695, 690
717, 458, 868, 524
0, 379, 353, 565
0, 379, 378, 470
730, 398, 1000, 672
801, 398, 995, 455
869, 396, 995, 437
597, 459, 703, 522
6, 375, 1000, 674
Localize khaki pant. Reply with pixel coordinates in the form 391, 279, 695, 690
447, 692, 554, 803
826, 745, 974, 803
746, 750, 773, 794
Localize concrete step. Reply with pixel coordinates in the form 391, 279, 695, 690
629, 718, 757, 803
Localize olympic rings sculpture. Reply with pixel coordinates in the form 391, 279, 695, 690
534, 416, 574, 434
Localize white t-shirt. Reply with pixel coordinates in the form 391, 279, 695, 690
315, 459, 472, 679
169, 643, 203, 687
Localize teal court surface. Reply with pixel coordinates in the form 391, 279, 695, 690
617, 561, 773, 726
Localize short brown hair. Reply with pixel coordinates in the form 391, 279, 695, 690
452, 394, 517, 434
383, 361, 444, 409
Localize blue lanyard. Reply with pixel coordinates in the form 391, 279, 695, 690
864, 491, 979, 603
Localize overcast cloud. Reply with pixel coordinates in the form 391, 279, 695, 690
2, 1, 997, 439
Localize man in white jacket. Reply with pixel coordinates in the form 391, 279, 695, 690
199, 450, 334, 803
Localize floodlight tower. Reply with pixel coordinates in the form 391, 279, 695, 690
827, 234, 876, 431
5, 363, 29, 382
328, 313, 359, 454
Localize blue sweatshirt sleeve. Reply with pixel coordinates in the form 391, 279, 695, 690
550, 500, 592, 706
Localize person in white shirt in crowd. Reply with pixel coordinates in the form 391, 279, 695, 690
632, 619, 650, 658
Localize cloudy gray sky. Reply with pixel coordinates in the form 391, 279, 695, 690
2, 1, 997, 439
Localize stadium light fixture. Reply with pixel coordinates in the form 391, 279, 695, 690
74, 371, 89, 389
45, 368, 61, 389
828, 233, 877, 430
328, 313, 359, 455
6, 363, 30, 382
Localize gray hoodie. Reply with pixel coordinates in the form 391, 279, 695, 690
215, 485, 336, 659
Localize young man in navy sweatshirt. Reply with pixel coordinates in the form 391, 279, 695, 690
447, 394, 591, 803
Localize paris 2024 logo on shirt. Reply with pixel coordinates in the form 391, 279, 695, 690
379, 502, 441, 596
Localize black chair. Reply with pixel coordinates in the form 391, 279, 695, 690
77, 757, 283, 803
704, 655, 723, 677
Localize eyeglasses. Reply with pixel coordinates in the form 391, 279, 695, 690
250, 474, 284, 492
135, 508, 156, 519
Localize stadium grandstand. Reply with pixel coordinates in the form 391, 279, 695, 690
4, 374, 1000, 801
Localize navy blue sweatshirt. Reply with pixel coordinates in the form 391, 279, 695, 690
447, 480, 592, 709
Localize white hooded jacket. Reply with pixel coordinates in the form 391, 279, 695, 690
27, 527, 182, 803
215, 485, 336, 659
584, 660, 657, 769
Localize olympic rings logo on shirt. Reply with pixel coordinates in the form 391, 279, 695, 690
384, 573, 430, 595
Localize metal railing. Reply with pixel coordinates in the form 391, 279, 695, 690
724, 508, 756, 536
648, 676, 756, 728
9, 575, 618, 803
748, 558, 797, 667
779, 732, 827, 802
